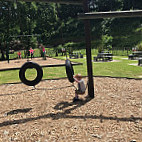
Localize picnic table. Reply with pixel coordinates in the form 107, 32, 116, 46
128, 51, 142, 60
94, 51, 113, 61
69, 52, 83, 59
138, 58, 142, 66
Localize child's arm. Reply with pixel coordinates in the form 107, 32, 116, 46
73, 75, 79, 83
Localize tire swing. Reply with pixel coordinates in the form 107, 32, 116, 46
65, 59, 89, 92
65, 59, 75, 83
19, 62, 43, 86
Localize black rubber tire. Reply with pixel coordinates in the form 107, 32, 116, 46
65, 59, 74, 83
19, 62, 43, 86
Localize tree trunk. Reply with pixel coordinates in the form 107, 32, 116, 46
0, 48, 6, 60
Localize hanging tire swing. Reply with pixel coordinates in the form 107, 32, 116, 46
19, 62, 43, 86
65, 59, 75, 83
19, 59, 74, 86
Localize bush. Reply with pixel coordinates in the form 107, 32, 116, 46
102, 35, 113, 51
137, 42, 142, 51
64, 42, 75, 54
97, 45, 104, 53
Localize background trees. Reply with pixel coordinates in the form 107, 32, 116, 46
0, 0, 142, 60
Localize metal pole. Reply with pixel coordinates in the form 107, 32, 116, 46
83, 0, 94, 98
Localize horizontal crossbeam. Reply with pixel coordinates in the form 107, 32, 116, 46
0, 62, 83, 71
78, 10, 142, 19
5, 0, 83, 5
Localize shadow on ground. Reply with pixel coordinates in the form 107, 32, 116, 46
6, 108, 32, 116
0, 85, 74, 97
0, 97, 141, 127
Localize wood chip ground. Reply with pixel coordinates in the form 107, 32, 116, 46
0, 77, 142, 141
0, 57, 66, 70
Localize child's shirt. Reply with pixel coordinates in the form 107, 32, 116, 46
29, 49, 34, 54
17, 52, 21, 55
43, 48, 45, 52
78, 79, 86, 92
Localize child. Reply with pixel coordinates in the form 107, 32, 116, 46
42, 45, 46, 60
29, 48, 34, 59
17, 51, 21, 59
73, 74, 86, 102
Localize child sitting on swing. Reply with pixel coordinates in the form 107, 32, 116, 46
73, 74, 86, 102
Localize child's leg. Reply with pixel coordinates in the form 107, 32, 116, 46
73, 90, 79, 102
75, 92, 78, 99
73, 91, 79, 102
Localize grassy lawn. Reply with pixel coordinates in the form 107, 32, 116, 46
0, 55, 142, 84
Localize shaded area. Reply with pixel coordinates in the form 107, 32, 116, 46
0, 88, 35, 97
36, 84, 75, 91
0, 85, 74, 96
0, 97, 141, 127
6, 108, 32, 116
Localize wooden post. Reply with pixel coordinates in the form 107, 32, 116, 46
83, 0, 94, 98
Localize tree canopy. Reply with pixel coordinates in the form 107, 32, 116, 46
1, 0, 142, 59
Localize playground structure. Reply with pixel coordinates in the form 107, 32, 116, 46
4, 0, 142, 95
4, 0, 94, 98
3, 0, 142, 98
18, 59, 80, 86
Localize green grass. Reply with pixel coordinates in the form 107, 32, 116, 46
6, 48, 133, 61
0, 55, 142, 85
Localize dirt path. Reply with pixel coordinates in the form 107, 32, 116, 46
0, 57, 66, 70
0, 77, 142, 141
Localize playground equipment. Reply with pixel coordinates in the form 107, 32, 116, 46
19, 62, 43, 86
65, 59, 74, 83
4, 0, 94, 98
18, 58, 89, 98
5, 0, 142, 98
18, 59, 82, 86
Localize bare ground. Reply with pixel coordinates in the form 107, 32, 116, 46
0, 57, 66, 70
0, 77, 142, 141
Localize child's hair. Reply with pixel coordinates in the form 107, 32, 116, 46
75, 74, 82, 79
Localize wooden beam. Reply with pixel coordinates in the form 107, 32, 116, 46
5, 0, 83, 5
78, 10, 142, 19
0, 62, 83, 72
83, 0, 94, 98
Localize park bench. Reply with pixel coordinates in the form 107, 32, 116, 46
69, 52, 83, 59
9, 50, 14, 54
128, 51, 142, 60
138, 58, 142, 66
94, 51, 113, 61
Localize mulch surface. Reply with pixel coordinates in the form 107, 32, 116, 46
0, 77, 142, 142
0, 57, 66, 70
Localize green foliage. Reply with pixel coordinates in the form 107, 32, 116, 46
137, 42, 142, 51
1, 0, 142, 61
101, 35, 113, 51
97, 44, 104, 53
64, 42, 75, 54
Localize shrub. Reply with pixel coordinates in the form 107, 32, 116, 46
137, 42, 142, 51
102, 35, 113, 51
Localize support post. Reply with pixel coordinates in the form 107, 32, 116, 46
83, 0, 94, 98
